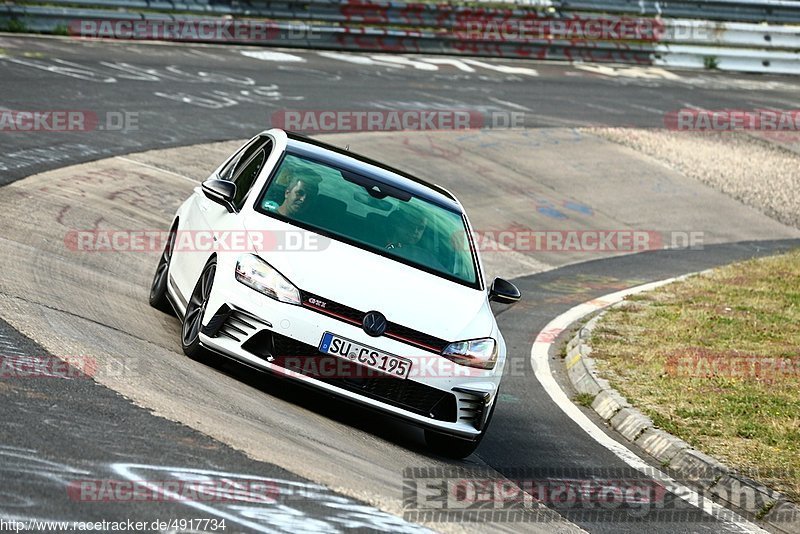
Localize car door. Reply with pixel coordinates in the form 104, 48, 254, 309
171, 136, 270, 300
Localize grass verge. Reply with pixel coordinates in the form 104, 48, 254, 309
590, 249, 800, 501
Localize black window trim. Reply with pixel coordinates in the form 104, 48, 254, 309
225, 136, 273, 211
217, 135, 259, 182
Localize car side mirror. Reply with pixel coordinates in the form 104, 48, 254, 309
489, 277, 521, 304
202, 179, 237, 213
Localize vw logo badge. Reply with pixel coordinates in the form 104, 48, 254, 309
362, 311, 387, 337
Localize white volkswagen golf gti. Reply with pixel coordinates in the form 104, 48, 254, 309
149, 129, 520, 457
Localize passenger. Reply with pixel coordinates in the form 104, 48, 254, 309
385, 208, 427, 250
384, 206, 447, 270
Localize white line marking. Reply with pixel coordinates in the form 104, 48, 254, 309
113, 464, 281, 534
583, 102, 624, 114
240, 50, 306, 63
462, 59, 539, 76
488, 97, 532, 112
418, 57, 476, 72
574, 64, 682, 81
317, 51, 404, 68
368, 55, 439, 71
628, 103, 665, 115
115, 157, 197, 184
530, 278, 768, 533
113, 463, 430, 533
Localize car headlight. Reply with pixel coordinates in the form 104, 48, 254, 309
235, 254, 301, 305
441, 338, 497, 369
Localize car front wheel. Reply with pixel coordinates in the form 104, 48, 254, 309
149, 227, 176, 314
181, 257, 216, 360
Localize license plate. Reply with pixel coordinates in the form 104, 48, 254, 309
319, 332, 412, 379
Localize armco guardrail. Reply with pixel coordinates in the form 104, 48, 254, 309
664, 19, 800, 49
0, 5, 657, 63
2, 0, 800, 75
558, 0, 800, 24
19, 0, 800, 26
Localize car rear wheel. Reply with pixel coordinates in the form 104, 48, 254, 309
181, 258, 216, 360
149, 227, 176, 314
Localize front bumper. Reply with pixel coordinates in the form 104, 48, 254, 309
198, 278, 503, 439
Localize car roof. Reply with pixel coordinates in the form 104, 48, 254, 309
283, 132, 463, 213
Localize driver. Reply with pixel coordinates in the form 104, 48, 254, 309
263, 169, 321, 218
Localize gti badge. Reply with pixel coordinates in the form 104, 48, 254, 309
362, 311, 387, 337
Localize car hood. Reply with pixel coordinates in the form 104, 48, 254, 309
243, 213, 493, 342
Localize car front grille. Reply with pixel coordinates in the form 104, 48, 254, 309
300, 291, 450, 353
242, 331, 457, 423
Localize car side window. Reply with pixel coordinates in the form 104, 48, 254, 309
231, 145, 270, 208
218, 136, 266, 182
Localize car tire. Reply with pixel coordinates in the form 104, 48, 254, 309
181, 257, 216, 361
149, 226, 176, 315
425, 395, 497, 459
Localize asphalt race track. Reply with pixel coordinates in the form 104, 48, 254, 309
2, 34, 800, 533
4, 34, 800, 183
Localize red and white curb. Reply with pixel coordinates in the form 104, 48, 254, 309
529, 275, 773, 533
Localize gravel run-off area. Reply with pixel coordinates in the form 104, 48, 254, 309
585, 128, 800, 230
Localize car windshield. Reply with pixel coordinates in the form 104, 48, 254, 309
256, 153, 478, 286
